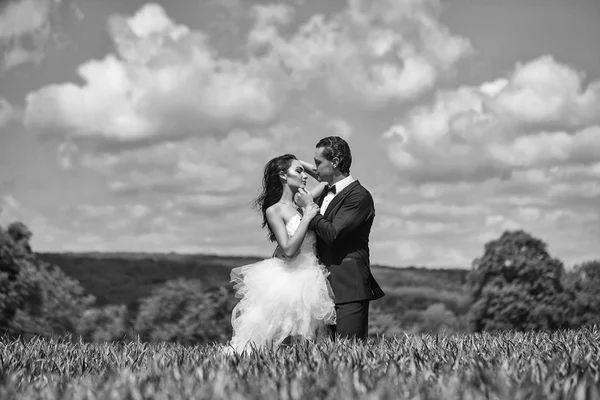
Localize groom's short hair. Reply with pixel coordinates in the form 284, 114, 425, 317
316, 136, 352, 174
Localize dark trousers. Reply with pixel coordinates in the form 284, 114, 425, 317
328, 300, 370, 341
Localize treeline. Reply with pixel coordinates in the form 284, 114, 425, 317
34, 252, 468, 313
1, 220, 599, 344
33, 251, 473, 337
0, 222, 236, 343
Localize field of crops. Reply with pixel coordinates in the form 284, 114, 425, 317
1, 327, 600, 399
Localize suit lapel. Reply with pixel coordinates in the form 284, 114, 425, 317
324, 180, 360, 219
316, 192, 324, 207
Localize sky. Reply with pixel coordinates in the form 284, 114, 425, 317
0, 0, 599, 268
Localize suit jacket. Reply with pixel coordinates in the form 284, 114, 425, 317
309, 180, 385, 304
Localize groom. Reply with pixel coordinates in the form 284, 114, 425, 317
297, 136, 385, 341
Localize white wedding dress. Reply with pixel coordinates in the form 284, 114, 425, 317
228, 213, 336, 354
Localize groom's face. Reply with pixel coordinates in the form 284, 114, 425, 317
314, 147, 335, 185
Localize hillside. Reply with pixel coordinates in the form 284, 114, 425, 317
36, 252, 471, 321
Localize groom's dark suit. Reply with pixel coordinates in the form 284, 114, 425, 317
309, 180, 385, 340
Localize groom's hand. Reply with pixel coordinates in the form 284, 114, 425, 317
295, 188, 315, 208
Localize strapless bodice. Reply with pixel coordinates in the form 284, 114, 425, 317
285, 213, 316, 255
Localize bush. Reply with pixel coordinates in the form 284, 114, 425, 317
369, 309, 408, 337
78, 304, 129, 342
379, 286, 469, 315
134, 278, 236, 345
420, 303, 458, 334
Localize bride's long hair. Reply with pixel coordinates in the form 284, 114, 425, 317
253, 154, 297, 242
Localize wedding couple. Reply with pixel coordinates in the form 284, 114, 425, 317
228, 136, 385, 354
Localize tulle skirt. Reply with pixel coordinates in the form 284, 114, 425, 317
228, 252, 336, 354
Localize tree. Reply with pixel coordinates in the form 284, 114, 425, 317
7, 221, 33, 258
0, 224, 34, 331
9, 261, 96, 336
467, 230, 568, 332
1, 221, 96, 337
563, 260, 600, 328
134, 278, 236, 344
0, 226, 20, 280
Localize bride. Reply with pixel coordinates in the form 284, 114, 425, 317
227, 154, 336, 354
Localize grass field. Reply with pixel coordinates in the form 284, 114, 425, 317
2, 327, 600, 399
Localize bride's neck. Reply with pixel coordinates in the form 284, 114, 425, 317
279, 186, 296, 206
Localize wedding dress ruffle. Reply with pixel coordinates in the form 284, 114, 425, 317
228, 213, 335, 354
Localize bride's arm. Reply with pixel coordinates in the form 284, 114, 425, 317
266, 206, 316, 259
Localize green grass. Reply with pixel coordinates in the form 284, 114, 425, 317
2, 327, 600, 399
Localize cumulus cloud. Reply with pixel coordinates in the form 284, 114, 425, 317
12, 0, 598, 267
378, 56, 600, 265
383, 55, 600, 183
0, 0, 82, 71
372, 167, 600, 267
24, 0, 471, 146
43, 118, 324, 256
24, 3, 289, 143
489, 126, 600, 168
327, 118, 353, 138
75, 127, 280, 196
0, 195, 52, 242
0, 195, 22, 219
51, 196, 266, 255
248, 0, 472, 107
0, 98, 15, 127
489, 56, 600, 130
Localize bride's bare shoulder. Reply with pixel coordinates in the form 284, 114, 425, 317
265, 203, 284, 218
266, 203, 297, 224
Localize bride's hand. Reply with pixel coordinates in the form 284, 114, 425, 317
303, 203, 320, 220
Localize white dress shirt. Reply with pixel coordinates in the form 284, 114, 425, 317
320, 175, 355, 215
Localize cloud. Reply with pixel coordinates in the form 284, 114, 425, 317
0, 0, 51, 38
247, 3, 295, 47
23, 3, 289, 144
247, 0, 472, 108
0, 195, 22, 219
0, 98, 15, 127
0, 0, 82, 71
327, 118, 353, 138
45, 200, 187, 251
488, 56, 600, 130
0, 195, 52, 242
371, 168, 600, 267
74, 127, 278, 196
24, 0, 471, 146
48, 195, 267, 255
383, 55, 600, 183
41, 118, 324, 256
489, 126, 600, 168
0, 0, 52, 71
13, 0, 598, 268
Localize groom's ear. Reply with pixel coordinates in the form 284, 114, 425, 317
332, 157, 340, 169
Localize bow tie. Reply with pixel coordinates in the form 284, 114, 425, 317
324, 184, 337, 195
